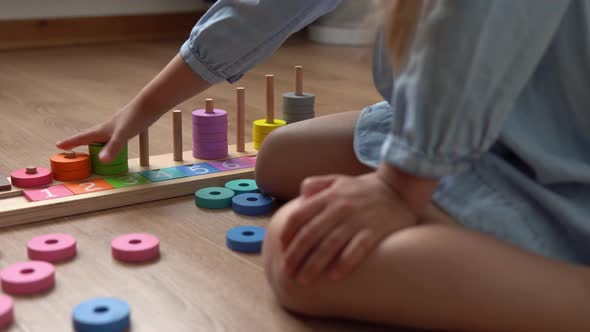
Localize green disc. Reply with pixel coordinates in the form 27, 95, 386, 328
224, 179, 258, 194
195, 187, 235, 209
92, 162, 129, 176
89, 143, 128, 166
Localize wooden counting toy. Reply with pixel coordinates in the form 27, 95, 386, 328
89, 143, 129, 176
10, 166, 53, 188
231, 193, 273, 216
195, 187, 235, 209
27, 233, 77, 263
0, 295, 14, 329
253, 74, 286, 149
50, 151, 92, 182
226, 226, 266, 253
0, 261, 56, 295
72, 297, 131, 332
224, 179, 258, 194
282, 65, 316, 123
111, 233, 160, 263
192, 98, 229, 160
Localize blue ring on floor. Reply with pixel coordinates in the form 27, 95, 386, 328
72, 297, 130, 332
226, 226, 266, 253
231, 193, 273, 216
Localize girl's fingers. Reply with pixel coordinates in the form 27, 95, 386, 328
55, 126, 109, 151
300, 175, 339, 197
296, 223, 357, 284
282, 201, 350, 278
329, 228, 379, 280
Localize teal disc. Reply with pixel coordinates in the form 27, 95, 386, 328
224, 179, 258, 194
195, 187, 235, 209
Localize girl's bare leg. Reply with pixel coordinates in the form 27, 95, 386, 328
263, 198, 590, 332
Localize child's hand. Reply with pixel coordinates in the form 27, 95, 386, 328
279, 171, 420, 284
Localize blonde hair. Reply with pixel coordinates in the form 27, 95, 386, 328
387, 0, 424, 70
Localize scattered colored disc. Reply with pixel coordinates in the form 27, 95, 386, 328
226, 226, 266, 253
0, 295, 14, 329
28, 233, 77, 263
0, 261, 55, 295
195, 187, 235, 209
224, 179, 258, 194
9, 167, 53, 188
231, 193, 273, 216
72, 297, 130, 332
111, 233, 160, 263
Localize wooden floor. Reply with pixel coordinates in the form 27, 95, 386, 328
0, 38, 390, 332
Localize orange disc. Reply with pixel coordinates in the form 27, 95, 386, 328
52, 168, 92, 182
50, 152, 91, 172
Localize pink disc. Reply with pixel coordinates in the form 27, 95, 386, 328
27, 233, 77, 263
111, 233, 160, 263
0, 295, 14, 329
0, 261, 55, 295
10, 167, 53, 188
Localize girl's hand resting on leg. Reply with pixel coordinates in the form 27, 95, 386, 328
279, 169, 421, 285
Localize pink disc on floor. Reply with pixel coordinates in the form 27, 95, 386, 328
0, 261, 55, 295
10, 167, 53, 188
0, 294, 14, 329
111, 233, 160, 263
27, 233, 77, 263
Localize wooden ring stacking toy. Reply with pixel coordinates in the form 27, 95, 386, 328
0, 295, 14, 329
226, 226, 266, 253
27, 233, 77, 263
192, 98, 228, 160
195, 187, 235, 209
72, 297, 131, 332
0, 261, 55, 295
111, 233, 160, 263
231, 193, 273, 216
51, 151, 92, 182
10, 166, 53, 188
224, 179, 258, 194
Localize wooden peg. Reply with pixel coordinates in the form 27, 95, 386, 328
172, 110, 183, 161
205, 98, 214, 114
64, 151, 77, 159
294, 66, 303, 96
265, 74, 275, 123
236, 87, 245, 152
25, 167, 38, 175
139, 129, 149, 166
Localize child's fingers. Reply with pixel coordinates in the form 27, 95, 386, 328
56, 126, 109, 151
98, 134, 126, 163
300, 175, 339, 197
329, 228, 379, 280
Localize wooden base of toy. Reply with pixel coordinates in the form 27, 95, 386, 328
0, 143, 256, 229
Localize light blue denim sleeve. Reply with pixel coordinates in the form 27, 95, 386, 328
381, 0, 571, 177
180, 0, 341, 84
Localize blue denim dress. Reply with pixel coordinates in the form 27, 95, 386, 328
181, 0, 590, 264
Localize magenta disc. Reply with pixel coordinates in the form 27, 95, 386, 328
0, 295, 13, 329
27, 233, 77, 263
112, 233, 160, 263
10, 167, 53, 188
0, 261, 55, 295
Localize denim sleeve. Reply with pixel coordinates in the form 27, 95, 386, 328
180, 0, 341, 84
381, 0, 571, 177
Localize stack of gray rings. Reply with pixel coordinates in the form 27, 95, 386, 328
282, 92, 315, 123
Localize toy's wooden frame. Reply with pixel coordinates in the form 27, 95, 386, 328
0, 144, 256, 229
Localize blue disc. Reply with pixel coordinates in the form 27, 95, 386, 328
72, 297, 130, 332
226, 226, 266, 253
231, 193, 273, 216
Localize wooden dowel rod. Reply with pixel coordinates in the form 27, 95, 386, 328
139, 129, 149, 166
294, 66, 303, 96
265, 74, 274, 123
172, 110, 183, 161
236, 87, 245, 152
205, 98, 214, 114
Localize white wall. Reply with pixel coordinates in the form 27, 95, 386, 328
0, 0, 207, 20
